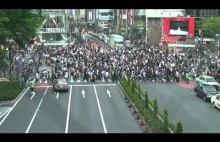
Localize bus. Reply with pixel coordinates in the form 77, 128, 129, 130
109, 34, 124, 49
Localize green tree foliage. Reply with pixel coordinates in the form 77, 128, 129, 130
164, 115, 169, 133
131, 80, 136, 93
137, 84, 141, 93
176, 122, 183, 133
2, 9, 42, 48
144, 91, 149, 109
0, 9, 42, 75
199, 17, 220, 37
127, 77, 131, 86
0, 49, 8, 73
153, 99, 158, 116
164, 109, 168, 117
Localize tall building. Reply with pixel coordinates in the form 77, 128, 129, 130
185, 9, 219, 17
185, 9, 219, 38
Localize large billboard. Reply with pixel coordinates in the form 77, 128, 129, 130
163, 17, 195, 41
87, 9, 96, 24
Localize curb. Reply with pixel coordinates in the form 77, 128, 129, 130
120, 76, 174, 133
0, 87, 27, 106
117, 81, 152, 133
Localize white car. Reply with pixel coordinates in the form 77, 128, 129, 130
211, 94, 220, 109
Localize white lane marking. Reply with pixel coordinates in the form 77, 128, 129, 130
77, 80, 81, 82
56, 93, 59, 99
93, 85, 107, 133
65, 86, 72, 133
26, 87, 49, 133
0, 108, 12, 119
30, 92, 36, 100
35, 84, 117, 88
190, 92, 195, 95
82, 90, 85, 98
70, 76, 74, 82
107, 89, 111, 98
0, 87, 30, 126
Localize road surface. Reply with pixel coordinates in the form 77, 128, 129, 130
0, 83, 142, 133
139, 81, 220, 133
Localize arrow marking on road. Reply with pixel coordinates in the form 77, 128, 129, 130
56, 93, 59, 99
30, 92, 36, 100
107, 89, 111, 98
82, 90, 85, 98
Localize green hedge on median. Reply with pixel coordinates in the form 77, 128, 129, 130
0, 81, 25, 101
120, 78, 183, 133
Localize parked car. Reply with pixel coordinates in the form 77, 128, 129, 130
211, 94, 220, 109
194, 84, 217, 102
53, 78, 69, 92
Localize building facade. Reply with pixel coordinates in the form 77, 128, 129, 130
38, 9, 70, 46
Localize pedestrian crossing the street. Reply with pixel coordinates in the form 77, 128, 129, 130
35, 76, 113, 84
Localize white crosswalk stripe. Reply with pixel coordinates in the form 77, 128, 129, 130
35, 77, 113, 84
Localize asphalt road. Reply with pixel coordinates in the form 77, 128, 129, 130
139, 81, 220, 133
0, 83, 142, 133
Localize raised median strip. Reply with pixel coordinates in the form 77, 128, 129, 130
0, 81, 26, 106
117, 76, 183, 133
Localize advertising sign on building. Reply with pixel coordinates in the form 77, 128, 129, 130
46, 28, 65, 33
162, 17, 195, 42
87, 9, 95, 24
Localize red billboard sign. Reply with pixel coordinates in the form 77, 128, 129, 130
162, 17, 195, 42
127, 9, 131, 25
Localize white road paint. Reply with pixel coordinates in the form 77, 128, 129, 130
30, 92, 36, 100
56, 93, 59, 99
70, 77, 74, 82
0, 87, 30, 126
0, 108, 12, 119
93, 85, 107, 133
26, 87, 49, 133
65, 86, 72, 133
35, 84, 117, 88
107, 89, 111, 98
81, 90, 85, 98
77, 80, 80, 82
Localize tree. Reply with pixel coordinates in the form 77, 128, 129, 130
0, 10, 11, 45
163, 109, 169, 133
127, 77, 131, 86
144, 91, 149, 109
0, 49, 8, 75
2, 9, 42, 48
164, 115, 169, 133
153, 99, 158, 116
199, 17, 220, 37
137, 84, 141, 93
176, 122, 183, 133
131, 80, 136, 93
164, 109, 168, 117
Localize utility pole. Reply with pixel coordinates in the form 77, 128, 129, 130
116, 9, 120, 34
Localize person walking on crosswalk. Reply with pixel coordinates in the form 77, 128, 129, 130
29, 78, 36, 96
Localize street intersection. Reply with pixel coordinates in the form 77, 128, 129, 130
0, 83, 142, 133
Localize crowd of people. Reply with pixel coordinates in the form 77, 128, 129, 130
25, 37, 219, 85
10, 34, 220, 87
